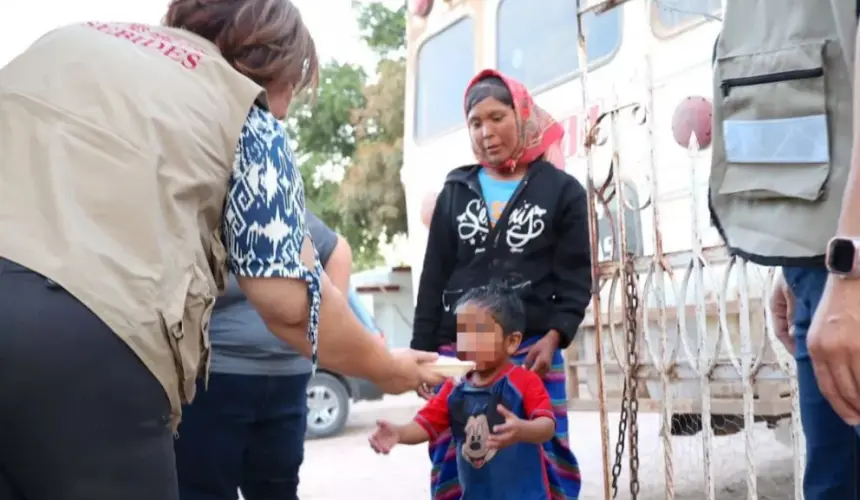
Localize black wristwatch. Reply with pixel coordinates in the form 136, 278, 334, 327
825, 237, 860, 278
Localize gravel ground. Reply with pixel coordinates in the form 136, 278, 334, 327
297, 394, 798, 499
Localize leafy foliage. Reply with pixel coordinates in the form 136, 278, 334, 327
288, 1, 407, 270
290, 62, 366, 163
354, 1, 407, 57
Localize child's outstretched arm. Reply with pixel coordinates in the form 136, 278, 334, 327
369, 420, 430, 454
370, 379, 455, 454
397, 421, 432, 444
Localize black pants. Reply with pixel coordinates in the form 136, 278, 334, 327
0, 258, 179, 500
174, 373, 310, 500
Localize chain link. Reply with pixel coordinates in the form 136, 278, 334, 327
610, 253, 641, 498
610, 387, 628, 495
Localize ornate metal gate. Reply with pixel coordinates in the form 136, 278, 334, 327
565, 1, 806, 498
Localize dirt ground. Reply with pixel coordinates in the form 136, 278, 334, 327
297, 394, 798, 499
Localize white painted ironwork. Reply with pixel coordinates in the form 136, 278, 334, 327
401, 0, 808, 496
572, 1, 806, 498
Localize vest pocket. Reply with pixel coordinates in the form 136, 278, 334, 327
161, 265, 216, 404
715, 42, 830, 201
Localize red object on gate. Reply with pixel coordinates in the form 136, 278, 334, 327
410, 0, 433, 17
560, 105, 600, 158
671, 96, 713, 149
420, 191, 439, 228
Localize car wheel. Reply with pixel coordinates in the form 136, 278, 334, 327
305, 372, 350, 439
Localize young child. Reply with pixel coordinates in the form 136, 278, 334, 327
369, 284, 581, 499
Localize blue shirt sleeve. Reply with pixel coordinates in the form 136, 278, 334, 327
222, 105, 321, 365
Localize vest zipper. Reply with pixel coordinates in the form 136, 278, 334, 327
720, 67, 824, 97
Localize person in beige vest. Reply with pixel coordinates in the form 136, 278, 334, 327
0, 1, 444, 499
710, 1, 860, 498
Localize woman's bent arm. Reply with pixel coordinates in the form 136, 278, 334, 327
223, 107, 443, 393
238, 267, 395, 383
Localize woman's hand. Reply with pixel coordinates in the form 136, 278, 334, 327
378, 349, 445, 395
770, 271, 796, 354
524, 330, 561, 377
808, 278, 860, 425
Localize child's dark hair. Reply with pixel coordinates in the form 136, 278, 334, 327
465, 76, 514, 114
454, 282, 525, 336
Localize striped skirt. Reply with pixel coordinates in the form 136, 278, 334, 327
429, 336, 582, 499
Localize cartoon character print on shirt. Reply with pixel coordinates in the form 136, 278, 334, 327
456, 198, 490, 246
506, 201, 547, 253
449, 389, 506, 469
461, 414, 496, 468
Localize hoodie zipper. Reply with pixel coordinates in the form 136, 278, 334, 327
463, 171, 532, 248
488, 178, 530, 248
720, 67, 823, 97
456, 166, 536, 248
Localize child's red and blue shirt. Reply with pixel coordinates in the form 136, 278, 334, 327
415, 364, 580, 499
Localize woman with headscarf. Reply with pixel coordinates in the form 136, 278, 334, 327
0, 1, 442, 499
410, 69, 591, 499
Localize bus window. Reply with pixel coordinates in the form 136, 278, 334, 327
496, 0, 621, 91
414, 17, 475, 141
653, 0, 721, 34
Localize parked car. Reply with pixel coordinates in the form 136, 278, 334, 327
305, 289, 385, 439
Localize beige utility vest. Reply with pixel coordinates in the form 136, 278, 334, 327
0, 22, 263, 426
709, 0, 856, 264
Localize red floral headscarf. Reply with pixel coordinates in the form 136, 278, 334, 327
464, 69, 565, 171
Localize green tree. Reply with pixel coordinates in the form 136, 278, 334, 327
288, 1, 407, 270
287, 62, 366, 235
341, 56, 407, 247
354, 1, 407, 56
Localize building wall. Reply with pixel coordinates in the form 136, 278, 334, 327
353, 268, 415, 349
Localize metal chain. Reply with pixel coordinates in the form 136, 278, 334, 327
610, 253, 642, 498
610, 382, 628, 495
610, 382, 629, 497
624, 254, 641, 498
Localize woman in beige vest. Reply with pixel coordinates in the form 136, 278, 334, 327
0, 1, 443, 500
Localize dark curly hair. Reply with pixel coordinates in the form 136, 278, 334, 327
455, 281, 526, 336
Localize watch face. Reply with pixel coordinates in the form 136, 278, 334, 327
830, 239, 856, 274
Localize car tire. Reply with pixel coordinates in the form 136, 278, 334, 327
305, 372, 350, 439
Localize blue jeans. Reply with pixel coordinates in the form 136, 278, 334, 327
783, 266, 860, 499
173, 372, 310, 500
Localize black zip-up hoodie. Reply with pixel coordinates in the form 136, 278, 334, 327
411, 160, 592, 352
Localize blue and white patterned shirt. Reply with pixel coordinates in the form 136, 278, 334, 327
221, 105, 321, 366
